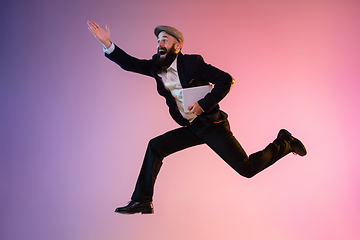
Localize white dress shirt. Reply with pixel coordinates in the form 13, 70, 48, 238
104, 43, 197, 122
157, 57, 197, 122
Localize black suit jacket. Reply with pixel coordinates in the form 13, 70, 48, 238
106, 45, 234, 126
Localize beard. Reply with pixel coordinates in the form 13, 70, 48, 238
155, 44, 178, 68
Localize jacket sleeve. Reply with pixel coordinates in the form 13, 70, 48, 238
195, 56, 235, 113
105, 44, 153, 77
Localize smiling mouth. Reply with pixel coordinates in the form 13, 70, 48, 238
158, 48, 167, 57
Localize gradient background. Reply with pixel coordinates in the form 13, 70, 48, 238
1, 0, 360, 239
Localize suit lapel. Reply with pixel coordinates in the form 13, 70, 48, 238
176, 53, 188, 88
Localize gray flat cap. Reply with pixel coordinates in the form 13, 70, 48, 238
154, 25, 184, 44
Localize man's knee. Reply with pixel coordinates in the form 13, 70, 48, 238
236, 166, 255, 178
148, 137, 160, 151
237, 160, 257, 178
148, 137, 167, 158
241, 171, 256, 178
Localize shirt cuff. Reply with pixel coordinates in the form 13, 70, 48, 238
103, 42, 115, 54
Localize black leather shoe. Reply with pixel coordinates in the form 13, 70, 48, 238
115, 201, 154, 214
277, 129, 307, 156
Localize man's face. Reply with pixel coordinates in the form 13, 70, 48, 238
156, 31, 181, 68
157, 31, 180, 59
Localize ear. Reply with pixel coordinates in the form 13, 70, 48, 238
175, 42, 182, 51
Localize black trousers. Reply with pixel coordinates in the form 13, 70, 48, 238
131, 119, 292, 202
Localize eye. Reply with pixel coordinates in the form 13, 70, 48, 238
158, 39, 168, 45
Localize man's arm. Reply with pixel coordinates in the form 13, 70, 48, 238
87, 20, 153, 77
105, 45, 153, 77
196, 56, 234, 113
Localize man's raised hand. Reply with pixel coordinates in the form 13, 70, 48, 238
87, 20, 112, 49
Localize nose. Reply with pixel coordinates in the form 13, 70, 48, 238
158, 38, 168, 48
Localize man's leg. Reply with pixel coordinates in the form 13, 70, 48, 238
190, 120, 305, 178
115, 126, 204, 214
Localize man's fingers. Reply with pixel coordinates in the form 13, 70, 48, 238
87, 20, 94, 28
87, 20, 99, 31
188, 102, 203, 115
88, 20, 97, 27
87, 21, 95, 32
188, 104, 194, 114
188, 103, 197, 115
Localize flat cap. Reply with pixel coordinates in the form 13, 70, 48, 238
154, 25, 184, 44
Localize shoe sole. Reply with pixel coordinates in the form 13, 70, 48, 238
115, 208, 154, 215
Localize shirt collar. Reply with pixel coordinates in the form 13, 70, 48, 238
167, 56, 178, 72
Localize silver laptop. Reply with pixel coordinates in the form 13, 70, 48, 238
183, 85, 212, 113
